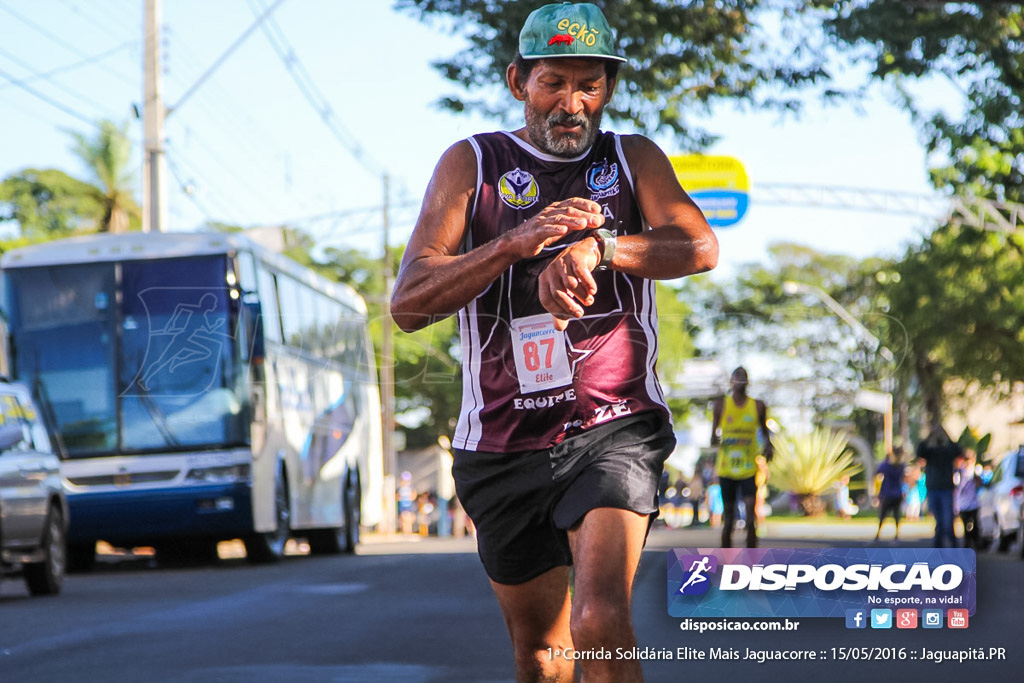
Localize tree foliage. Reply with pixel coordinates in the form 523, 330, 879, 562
0, 168, 101, 241
67, 119, 141, 233
820, 3, 1024, 426
0, 119, 141, 241
880, 224, 1024, 427
395, 0, 836, 148
821, 1, 1023, 203
687, 242, 895, 428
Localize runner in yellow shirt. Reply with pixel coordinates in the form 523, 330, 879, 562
711, 367, 773, 547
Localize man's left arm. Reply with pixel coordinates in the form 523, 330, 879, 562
537, 135, 719, 325
604, 134, 719, 278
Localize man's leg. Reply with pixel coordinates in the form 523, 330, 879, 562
490, 568, 574, 683
942, 494, 957, 547
567, 507, 650, 683
743, 494, 758, 548
927, 490, 941, 547
720, 479, 736, 548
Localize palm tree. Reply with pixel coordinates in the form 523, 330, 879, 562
67, 119, 140, 233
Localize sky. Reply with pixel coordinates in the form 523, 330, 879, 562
0, 0, 953, 280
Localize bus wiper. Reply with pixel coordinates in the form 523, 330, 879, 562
135, 381, 181, 448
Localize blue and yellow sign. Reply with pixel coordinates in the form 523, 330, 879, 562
670, 155, 749, 228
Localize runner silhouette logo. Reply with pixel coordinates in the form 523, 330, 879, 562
677, 555, 718, 596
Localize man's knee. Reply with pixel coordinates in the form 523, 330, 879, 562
570, 596, 633, 648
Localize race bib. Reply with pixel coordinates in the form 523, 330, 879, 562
510, 314, 573, 394
726, 448, 746, 474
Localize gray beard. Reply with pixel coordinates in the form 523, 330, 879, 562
525, 104, 602, 157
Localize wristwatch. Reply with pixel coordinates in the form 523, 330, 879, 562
593, 228, 616, 271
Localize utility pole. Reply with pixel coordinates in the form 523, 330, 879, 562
142, 0, 167, 233
380, 173, 397, 534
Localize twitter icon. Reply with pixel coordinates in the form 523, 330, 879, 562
870, 609, 892, 629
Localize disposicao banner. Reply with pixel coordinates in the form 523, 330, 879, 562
668, 547, 976, 620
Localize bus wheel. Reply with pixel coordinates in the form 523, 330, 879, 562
244, 471, 290, 563
307, 470, 360, 555
24, 504, 66, 596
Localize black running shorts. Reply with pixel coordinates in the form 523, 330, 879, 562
452, 411, 675, 585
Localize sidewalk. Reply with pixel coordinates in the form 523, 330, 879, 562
358, 532, 478, 555
359, 517, 938, 555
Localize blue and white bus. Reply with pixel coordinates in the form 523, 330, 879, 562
0, 231, 383, 567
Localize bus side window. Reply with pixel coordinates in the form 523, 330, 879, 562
243, 295, 265, 363
257, 268, 283, 344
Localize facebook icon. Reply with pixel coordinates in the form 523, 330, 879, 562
845, 609, 867, 629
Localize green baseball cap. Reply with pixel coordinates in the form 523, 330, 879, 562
519, 2, 626, 63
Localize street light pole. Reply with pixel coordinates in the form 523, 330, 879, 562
783, 280, 895, 454
782, 281, 894, 362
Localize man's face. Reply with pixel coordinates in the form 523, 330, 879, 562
520, 58, 612, 157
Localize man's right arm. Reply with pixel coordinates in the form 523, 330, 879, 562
390, 140, 605, 332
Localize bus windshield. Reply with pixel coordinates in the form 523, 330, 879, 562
7, 255, 248, 457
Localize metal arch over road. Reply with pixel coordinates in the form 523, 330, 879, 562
753, 183, 1024, 235
300, 184, 1024, 245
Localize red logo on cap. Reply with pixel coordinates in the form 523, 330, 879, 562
548, 34, 574, 46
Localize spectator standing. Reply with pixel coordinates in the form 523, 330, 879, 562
955, 450, 982, 550
874, 447, 906, 542
916, 424, 963, 548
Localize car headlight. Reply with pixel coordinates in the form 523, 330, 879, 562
185, 464, 251, 484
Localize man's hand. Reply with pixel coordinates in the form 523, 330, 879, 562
504, 197, 605, 260
538, 235, 602, 330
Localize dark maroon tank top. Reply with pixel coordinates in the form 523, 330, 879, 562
452, 130, 669, 452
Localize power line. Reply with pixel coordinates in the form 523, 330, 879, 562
0, 41, 135, 92
159, 26, 298, 221
0, 46, 118, 120
249, 0, 385, 177
167, 0, 287, 117
0, 1, 137, 88
56, 0, 141, 48
165, 150, 250, 225
0, 65, 100, 128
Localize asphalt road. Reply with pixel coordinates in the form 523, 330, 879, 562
0, 522, 1019, 682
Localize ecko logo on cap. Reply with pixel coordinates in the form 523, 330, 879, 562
668, 548, 976, 618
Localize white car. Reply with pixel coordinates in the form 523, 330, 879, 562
977, 447, 1024, 553
0, 381, 67, 595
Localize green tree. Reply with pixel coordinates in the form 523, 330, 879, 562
821, 2, 1023, 203
686, 242, 897, 448
0, 119, 142, 241
67, 119, 141, 233
880, 224, 1024, 429
819, 2, 1024, 427
396, 0, 835, 148
0, 168, 101, 242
